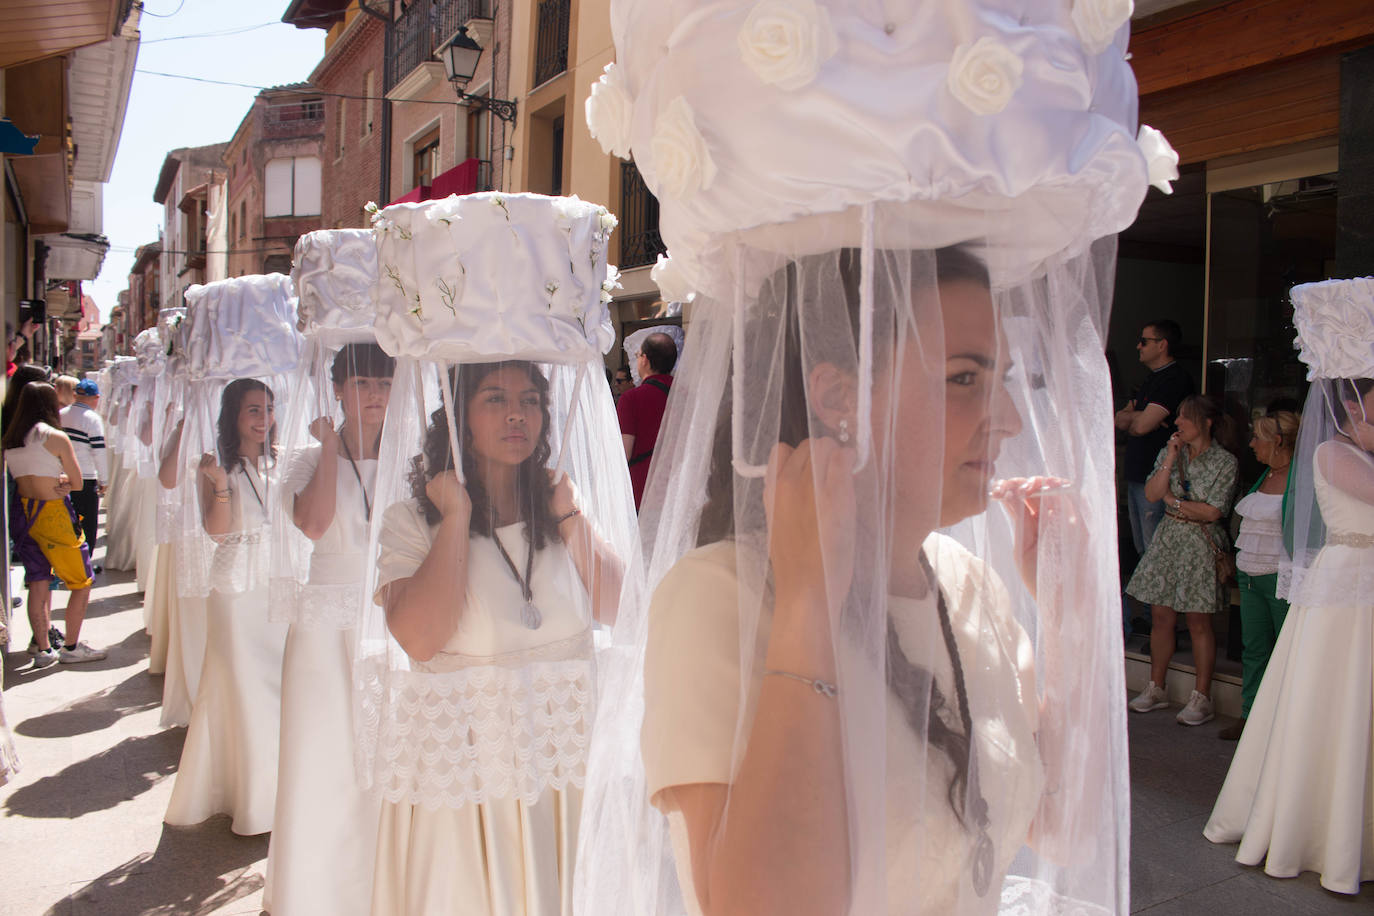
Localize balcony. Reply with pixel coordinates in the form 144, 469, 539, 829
387, 158, 493, 206
619, 161, 666, 270
265, 98, 325, 137
533, 0, 570, 87
387, 0, 495, 92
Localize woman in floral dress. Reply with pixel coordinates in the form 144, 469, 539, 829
1127, 394, 1238, 726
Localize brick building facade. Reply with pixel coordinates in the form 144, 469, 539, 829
312, 11, 386, 227
223, 84, 327, 277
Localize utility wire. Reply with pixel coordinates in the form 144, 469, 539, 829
135, 69, 469, 107
139, 0, 187, 18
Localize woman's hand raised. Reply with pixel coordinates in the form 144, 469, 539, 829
764, 437, 856, 609
425, 470, 471, 522
991, 476, 1078, 599
548, 469, 577, 519
309, 416, 341, 448
198, 452, 229, 489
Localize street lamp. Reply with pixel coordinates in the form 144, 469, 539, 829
436, 28, 518, 123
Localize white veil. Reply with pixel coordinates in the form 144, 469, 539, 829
1279, 277, 1374, 607
577, 2, 1160, 914
352, 192, 643, 810
172, 273, 302, 599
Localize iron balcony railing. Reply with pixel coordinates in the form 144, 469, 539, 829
387, 0, 495, 91
533, 0, 570, 86
619, 161, 666, 270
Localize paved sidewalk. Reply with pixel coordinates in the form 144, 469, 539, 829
2, 542, 1371, 914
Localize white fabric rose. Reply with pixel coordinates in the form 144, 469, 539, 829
650, 96, 718, 200
585, 62, 634, 159
1293, 279, 1374, 380
1072, 0, 1134, 56
1137, 125, 1179, 195
651, 252, 696, 304
736, 0, 839, 91
947, 38, 1024, 116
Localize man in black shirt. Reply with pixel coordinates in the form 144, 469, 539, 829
1115, 319, 1194, 555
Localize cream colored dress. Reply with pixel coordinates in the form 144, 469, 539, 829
370, 499, 593, 916
642, 534, 1044, 916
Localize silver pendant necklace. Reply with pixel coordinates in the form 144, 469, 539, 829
492, 523, 541, 629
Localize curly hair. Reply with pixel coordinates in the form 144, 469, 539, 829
407, 361, 560, 549
216, 378, 276, 470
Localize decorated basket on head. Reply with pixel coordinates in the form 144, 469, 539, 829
1279, 277, 1374, 608
577, 2, 1170, 915
353, 191, 640, 834
266, 228, 395, 629
173, 272, 302, 599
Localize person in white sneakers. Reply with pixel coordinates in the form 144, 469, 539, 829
1126, 395, 1239, 725
60, 379, 108, 568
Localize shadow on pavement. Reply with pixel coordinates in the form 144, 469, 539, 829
16, 669, 160, 738
5, 729, 182, 818
43, 821, 266, 916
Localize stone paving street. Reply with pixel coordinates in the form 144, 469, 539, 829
1, 528, 1372, 915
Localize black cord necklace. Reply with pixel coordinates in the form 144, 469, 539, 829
491, 522, 541, 629
337, 426, 377, 522
918, 553, 995, 897
237, 457, 265, 511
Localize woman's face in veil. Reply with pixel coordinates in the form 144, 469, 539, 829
876, 279, 1021, 530
465, 365, 545, 468
236, 389, 275, 450
335, 375, 393, 429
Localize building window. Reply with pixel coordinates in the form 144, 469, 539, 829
230, 211, 237, 244
620, 160, 666, 269
550, 115, 564, 197
363, 70, 376, 137
534, 0, 571, 86
412, 126, 441, 188
239, 200, 248, 239
264, 254, 293, 275
336, 97, 348, 158
264, 156, 322, 217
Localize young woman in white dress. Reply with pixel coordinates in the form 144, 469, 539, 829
164, 378, 288, 835
368, 360, 620, 916
265, 342, 394, 916
1205, 372, 1374, 893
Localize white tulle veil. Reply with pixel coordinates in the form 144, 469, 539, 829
575, 2, 1161, 914
351, 192, 643, 810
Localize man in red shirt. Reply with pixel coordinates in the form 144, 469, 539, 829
617, 331, 677, 509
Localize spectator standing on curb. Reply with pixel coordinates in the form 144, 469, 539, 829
60, 379, 107, 572
53, 376, 79, 408
617, 332, 677, 509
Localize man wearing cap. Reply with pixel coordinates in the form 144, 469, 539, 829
60, 379, 108, 566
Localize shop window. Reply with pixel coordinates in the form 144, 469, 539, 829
412, 126, 441, 188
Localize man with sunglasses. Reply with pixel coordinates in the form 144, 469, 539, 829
1115, 319, 1194, 558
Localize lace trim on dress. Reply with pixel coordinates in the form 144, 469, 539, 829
267, 578, 363, 629
998, 875, 1112, 916
354, 630, 595, 810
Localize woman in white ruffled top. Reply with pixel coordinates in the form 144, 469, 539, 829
371, 360, 621, 916
1223, 408, 1300, 740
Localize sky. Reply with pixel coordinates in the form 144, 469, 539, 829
89, 0, 326, 321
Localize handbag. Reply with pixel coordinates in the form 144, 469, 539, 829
1176, 457, 1236, 585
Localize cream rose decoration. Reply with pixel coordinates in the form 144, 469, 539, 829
1293, 279, 1374, 380
650, 96, 718, 200
585, 62, 634, 159
947, 38, 1024, 116
1137, 125, 1179, 194
651, 252, 696, 304
736, 0, 839, 91
1072, 0, 1134, 56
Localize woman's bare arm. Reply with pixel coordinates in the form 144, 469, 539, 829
558, 513, 624, 626
157, 420, 184, 490
293, 430, 340, 540
381, 472, 471, 662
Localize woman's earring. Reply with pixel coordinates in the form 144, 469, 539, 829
838, 419, 851, 444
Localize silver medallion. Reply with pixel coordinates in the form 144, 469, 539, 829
521, 601, 543, 630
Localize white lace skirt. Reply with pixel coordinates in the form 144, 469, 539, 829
164, 583, 287, 835
371, 784, 581, 916
265, 625, 382, 916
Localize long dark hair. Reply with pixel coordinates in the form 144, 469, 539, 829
2, 381, 62, 451
2, 365, 50, 437
330, 341, 395, 386
216, 378, 276, 470
407, 361, 559, 549
697, 246, 992, 827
